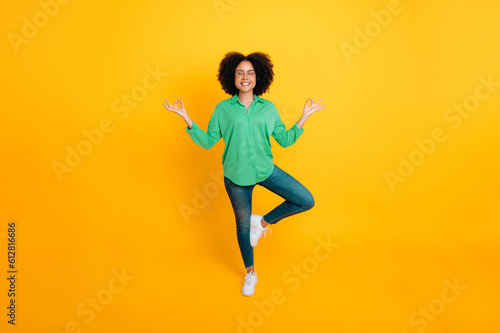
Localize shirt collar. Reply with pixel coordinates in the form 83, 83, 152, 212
230, 94, 264, 105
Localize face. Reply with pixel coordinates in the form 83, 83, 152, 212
234, 60, 256, 93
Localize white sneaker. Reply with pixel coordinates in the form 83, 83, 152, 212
250, 214, 272, 247
242, 271, 258, 296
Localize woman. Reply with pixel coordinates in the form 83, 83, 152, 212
163, 51, 324, 296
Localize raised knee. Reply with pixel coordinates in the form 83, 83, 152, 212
303, 194, 315, 210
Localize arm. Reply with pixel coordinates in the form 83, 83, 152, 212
272, 98, 325, 147
272, 109, 305, 148
163, 98, 221, 149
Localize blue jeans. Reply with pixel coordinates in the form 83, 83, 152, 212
223, 164, 315, 269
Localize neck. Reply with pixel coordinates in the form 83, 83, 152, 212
238, 91, 254, 102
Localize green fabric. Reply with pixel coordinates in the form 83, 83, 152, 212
186, 94, 304, 186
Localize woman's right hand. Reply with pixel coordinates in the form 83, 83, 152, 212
163, 98, 193, 129
163, 99, 188, 118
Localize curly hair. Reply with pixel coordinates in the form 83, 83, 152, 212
217, 51, 274, 96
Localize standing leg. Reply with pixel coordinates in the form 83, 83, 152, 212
223, 176, 256, 271
258, 164, 315, 225
224, 176, 260, 296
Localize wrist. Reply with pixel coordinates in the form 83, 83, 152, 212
183, 116, 193, 129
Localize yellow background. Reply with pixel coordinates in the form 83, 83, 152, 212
1, 0, 499, 332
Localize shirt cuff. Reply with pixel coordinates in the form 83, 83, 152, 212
186, 121, 200, 133
292, 122, 305, 134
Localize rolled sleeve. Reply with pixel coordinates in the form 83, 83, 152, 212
272, 110, 304, 148
185, 109, 222, 149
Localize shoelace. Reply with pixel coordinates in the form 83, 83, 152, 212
261, 226, 272, 239
244, 271, 257, 285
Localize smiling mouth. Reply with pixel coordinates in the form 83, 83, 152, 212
241, 82, 251, 86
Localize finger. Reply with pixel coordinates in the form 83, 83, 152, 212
315, 98, 323, 106
180, 99, 184, 109
164, 99, 172, 107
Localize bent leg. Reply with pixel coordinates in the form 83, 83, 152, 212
223, 176, 255, 269
258, 164, 315, 225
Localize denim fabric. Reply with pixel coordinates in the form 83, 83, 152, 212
223, 164, 315, 268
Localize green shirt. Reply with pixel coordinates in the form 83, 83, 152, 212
186, 94, 304, 186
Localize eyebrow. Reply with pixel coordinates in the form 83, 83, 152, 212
236, 69, 255, 71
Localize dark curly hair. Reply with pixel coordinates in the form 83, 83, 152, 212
217, 51, 274, 96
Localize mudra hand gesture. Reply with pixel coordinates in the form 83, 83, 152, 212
163, 99, 188, 118
303, 98, 325, 117
163, 98, 193, 128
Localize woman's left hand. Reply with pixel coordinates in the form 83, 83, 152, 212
303, 98, 325, 117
